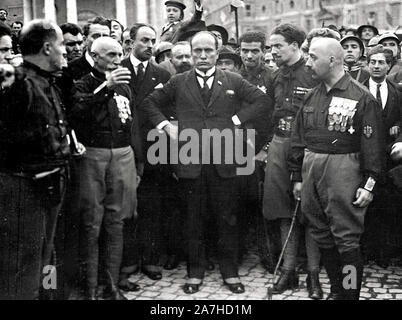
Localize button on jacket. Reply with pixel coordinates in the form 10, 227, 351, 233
70, 68, 142, 161
270, 58, 319, 139
0, 61, 70, 173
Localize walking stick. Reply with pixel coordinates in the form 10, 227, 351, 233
267, 199, 300, 300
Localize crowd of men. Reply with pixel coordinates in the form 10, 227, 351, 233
1, 0, 402, 300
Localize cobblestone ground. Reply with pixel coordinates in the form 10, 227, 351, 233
118, 251, 402, 301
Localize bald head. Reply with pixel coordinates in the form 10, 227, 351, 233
310, 37, 344, 64
191, 31, 219, 72
306, 37, 345, 82
91, 36, 122, 54
91, 36, 124, 72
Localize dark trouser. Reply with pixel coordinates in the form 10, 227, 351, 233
133, 168, 169, 268
79, 147, 137, 289
301, 150, 366, 299
0, 170, 66, 300
279, 218, 321, 272
180, 165, 239, 280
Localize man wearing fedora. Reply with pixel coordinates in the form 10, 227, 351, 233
377, 33, 402, 84
357, 24, 379, 50
207, 25, 229, 49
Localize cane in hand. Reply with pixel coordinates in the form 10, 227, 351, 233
267, 199, 300, 300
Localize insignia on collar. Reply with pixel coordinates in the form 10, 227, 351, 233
363, 125, 373, 139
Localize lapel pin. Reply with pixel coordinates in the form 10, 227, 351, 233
218, 81, 222, 86
152, 77, 156, 81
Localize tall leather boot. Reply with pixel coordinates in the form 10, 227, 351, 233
272, 269, 299, 294
340, 248, 364, 300
306, 270, 323, 300
320, 247, 344, 300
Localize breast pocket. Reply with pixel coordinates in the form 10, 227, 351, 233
303, 106, 316, 129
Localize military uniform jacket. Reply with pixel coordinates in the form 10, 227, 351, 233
0, 61, 70, 173
288, 73, 384, 189
141, 68, 267, 179
270, 58, 318, 141
70, 68, 143, 163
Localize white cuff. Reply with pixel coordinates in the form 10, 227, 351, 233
157, 120, 170, 130
232, 115, 241, 126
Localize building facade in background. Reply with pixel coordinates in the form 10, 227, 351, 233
1, 0, 402, 39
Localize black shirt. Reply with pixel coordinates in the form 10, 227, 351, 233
289, 73, 384, 187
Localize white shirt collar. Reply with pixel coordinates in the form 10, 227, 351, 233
369, 77, 387, 88
85, 51, 94, 67
195, 66, 216, 77
130, 54, 149, 69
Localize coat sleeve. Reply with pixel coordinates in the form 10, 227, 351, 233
235, 76, 274, 125
288, 106, 306, 182
139, 75, 177, 128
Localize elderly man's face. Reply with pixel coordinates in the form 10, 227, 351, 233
64, 32, 84, 61
240, 41, 264, 69
192, 33, 218, 72
306, 38, 331, 80
132, 26, 156, 61
381, 39, 399, 58
48, 27, 68, 72
368, 53, 390, 81
0, 35, 12, 63
342, 40, 361, 64
171, 44, 193, 73
93, 42, 123, 72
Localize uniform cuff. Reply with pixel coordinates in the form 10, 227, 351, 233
232, 115, 241, 126
359, 176, 376, 192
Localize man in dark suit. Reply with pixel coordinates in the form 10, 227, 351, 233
362, 45, 402, 267
142, 31, 268, 294
118, 23, 171, 289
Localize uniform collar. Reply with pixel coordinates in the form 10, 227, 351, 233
323, 73, 352, 94
23, 60, 56, 80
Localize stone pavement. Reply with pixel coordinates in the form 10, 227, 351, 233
121, 250, 402, 301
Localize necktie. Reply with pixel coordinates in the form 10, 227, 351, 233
136, 62, 144, 84
376, 83, 382, 108
198, 74, 214, 106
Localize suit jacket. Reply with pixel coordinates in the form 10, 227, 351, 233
141, 68, 268, 179
121, 57, 171, 169
363, 78, 402, 146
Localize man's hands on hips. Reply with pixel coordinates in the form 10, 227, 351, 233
106, 67, 131, 88
353, 188, 373, 208
164, 122, 178, 140
293, 182, 302, 201
391, 142, 402, 161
